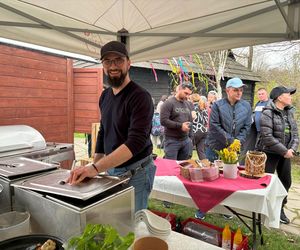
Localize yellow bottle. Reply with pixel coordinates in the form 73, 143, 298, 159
222, 224, 231, 250
233, 227, 243, 250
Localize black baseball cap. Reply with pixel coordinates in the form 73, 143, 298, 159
270, 86, 296, 100
100, 41, 129, 60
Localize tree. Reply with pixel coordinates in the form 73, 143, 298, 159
207, 50, 228, 98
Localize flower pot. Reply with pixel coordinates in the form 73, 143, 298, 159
223, 163, 238, 179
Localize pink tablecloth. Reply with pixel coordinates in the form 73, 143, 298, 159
154, 158, 271, 212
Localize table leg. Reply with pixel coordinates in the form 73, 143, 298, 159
224, 206, 264, 250
258, 213, 264, 245
252, 212, 257, 250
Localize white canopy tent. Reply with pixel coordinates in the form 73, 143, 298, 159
0, 0, 299, 62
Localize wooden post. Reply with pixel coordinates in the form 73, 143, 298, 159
91, 123, 100, 158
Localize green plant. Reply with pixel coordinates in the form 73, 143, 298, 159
65, 224, 134, 250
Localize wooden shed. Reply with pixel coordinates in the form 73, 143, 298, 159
75, 54, 261, 107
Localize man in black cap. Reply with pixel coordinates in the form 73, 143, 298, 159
68, 41, 156, 212
256, 86, 298, 224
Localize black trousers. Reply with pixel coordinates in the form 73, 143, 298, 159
265, 152, 291, 206
193, 132, 207, 160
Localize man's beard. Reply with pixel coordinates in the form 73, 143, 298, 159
107, 70, 127, 88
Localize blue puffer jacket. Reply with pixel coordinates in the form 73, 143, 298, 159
206, 98, 252, 150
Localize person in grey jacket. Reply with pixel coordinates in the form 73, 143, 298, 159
205, 78, 252, 161
256, 86, 298, 224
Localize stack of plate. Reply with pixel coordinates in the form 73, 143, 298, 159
135, 209, 171, 237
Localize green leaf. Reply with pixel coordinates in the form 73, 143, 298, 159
65, 224, 135, 250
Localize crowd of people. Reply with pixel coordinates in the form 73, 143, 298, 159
68, 40, 298, 226
152, 78, 298, 225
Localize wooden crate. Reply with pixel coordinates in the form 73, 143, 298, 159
91, 123, 100, 158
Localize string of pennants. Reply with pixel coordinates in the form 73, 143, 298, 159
149, 54, 213, 91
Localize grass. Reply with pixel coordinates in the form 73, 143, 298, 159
74, 132, 86, 139
291, 158, 300, 183
150, 147, 300, 250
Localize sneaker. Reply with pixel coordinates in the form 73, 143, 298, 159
195, 210, 206, 220
280, 209, 290, 224
223, 214, 233, 219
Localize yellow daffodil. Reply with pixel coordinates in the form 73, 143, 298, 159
216, 140, 241, 164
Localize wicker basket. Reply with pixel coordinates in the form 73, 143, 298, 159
245, 151, 267, 175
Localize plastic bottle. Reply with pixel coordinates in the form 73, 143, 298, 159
232, 227, 243, 250
222, 224, 231, 250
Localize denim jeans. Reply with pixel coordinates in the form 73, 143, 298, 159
107, 156, 156, 212
205, 147, 218, 162
164, 137, 192, 160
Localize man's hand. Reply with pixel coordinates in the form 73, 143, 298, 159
284, 149, 294, 159
66, 164, 98, 185
182, 122, 191, 132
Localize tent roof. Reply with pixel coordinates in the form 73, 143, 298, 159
0, 0, 299, 62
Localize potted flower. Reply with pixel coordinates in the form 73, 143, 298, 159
216, 139, 241, 179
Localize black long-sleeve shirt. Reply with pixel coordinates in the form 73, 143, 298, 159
95, 81, 153, 168
160, 96, 193, 140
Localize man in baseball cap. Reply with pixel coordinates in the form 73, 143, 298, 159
257, 85, 298, 224
205, 75, 251, 163
226, 77, 245, 88
68, 40, 156, 212
225, 77, 245, 105
100, 40, 129, 60
270, 86, 296, 100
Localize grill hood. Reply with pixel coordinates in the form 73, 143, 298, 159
0, 125, 46, 154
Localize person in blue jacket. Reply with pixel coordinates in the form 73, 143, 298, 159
205, 77, 252, 161
195, 78, 252, 220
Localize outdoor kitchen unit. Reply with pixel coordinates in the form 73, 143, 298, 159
0, 125, 74, 209
0, 125, 75, 164
0, 157, 58, 210
13, 169, 134, 240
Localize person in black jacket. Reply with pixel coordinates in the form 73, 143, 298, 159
160, 82, 194, 160
257, 86, 299, 224
67, 41, 156, 212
